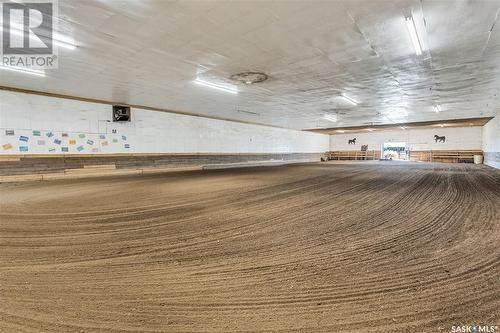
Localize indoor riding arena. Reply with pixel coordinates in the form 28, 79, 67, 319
0, 1, 499, 333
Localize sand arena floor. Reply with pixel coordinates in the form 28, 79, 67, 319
1, 162, 499, 332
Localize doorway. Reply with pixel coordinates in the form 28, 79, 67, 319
382, 142, 408, 160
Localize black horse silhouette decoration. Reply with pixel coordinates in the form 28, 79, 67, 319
434, 135, 446, 143
348, 138, 356, 145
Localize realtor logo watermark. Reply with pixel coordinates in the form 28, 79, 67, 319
1, 0, 58, 69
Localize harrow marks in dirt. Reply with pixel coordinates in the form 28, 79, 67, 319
0, 162, 499, 332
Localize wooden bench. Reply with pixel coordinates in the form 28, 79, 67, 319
409, 150, 482, 163
327, 150, 483, 164
326, 150, 381, 161
409, 151, 432, 162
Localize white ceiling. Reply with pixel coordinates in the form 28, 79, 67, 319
1, 0, 499, 129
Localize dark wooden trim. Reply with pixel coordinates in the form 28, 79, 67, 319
0, 152, 325, 159
307, 117, 494, 134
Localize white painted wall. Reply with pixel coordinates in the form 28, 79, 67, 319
330, 127, 483, 151
482, 115, 500, 169
0, 90, 329, 154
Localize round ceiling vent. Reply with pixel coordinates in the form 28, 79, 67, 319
230, 72, 268, 84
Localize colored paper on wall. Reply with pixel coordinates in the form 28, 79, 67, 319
46, 132, 54, 138
54, 139, 62, 145
78, 133, 86, 138
19, 146, 28, 152
69, 139, 76, 145
62, 133, 69, 137
62, 147, 69, 152
124, 144, 130, 149
101, 141, 108, 146
112, 138, 118, 143
77, 145, 84, 152
33, 130, 41, 136
5, 130, 14, 136
112, 129, 117, 133
48, 147, 56, 152
37, 140, 46, 145
121, 135, 127, 141
19, 136, 29, 142
99, 134, 106, 139
91, 148, 98, 153
2, 143, 13, 150
87, 139, 94, 145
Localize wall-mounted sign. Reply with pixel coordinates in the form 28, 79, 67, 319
434, 135, 446, 143
348, 138, 356, 144
5, 130, 14, 136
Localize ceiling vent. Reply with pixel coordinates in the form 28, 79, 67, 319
230, 72, 268, 85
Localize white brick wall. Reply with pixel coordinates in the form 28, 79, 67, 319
0, 90, 329, 155
482, 115, 500, 169
330, 127, 483, 151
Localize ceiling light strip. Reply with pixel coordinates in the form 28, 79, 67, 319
405, 16, 423, 56
53, 39, 77, 50
323, 114, 337, 122
341, 94, 358, 105
0, 65, 45, 77
194, 78, 238, 94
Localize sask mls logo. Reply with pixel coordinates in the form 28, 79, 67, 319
451, 325, 499, 333
1, 0, 58, 69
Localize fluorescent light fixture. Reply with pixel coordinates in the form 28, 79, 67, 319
0, 64, 45, 77
194, 78, 238, 94
439, 124, 445, 128
53, 39, 77, 50
405, 16, 423, 56
341, 93, 358, 105
337, 130, 345, 133
366, 128, 374, 132
323, 114, 337, 122
434, 105, 440, 113
400, 126, 407, 130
